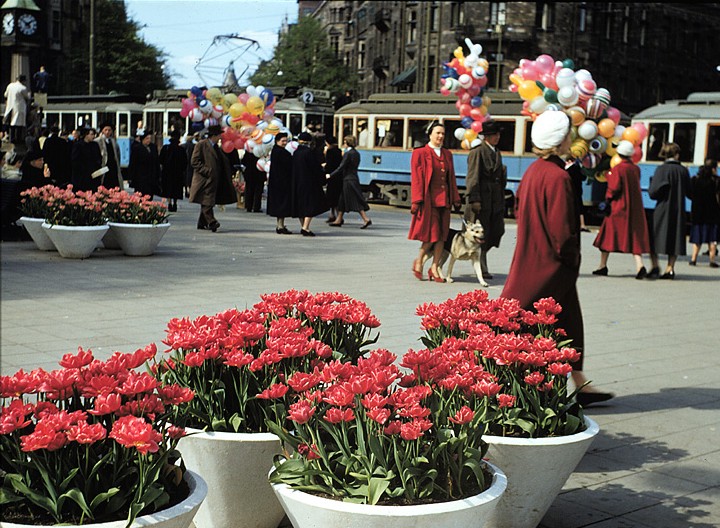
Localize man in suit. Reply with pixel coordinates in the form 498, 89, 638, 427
463, 120, 507, 278
190, 125, 231, 232
95, 123, 123, 189
41, 126, 71, 187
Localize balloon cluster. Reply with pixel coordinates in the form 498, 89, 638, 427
508, 54, 647, 181
179, 84, 292, 172
439, 38, 493, 150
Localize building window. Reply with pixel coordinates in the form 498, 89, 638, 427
330, 34, 339, 57
604, 9, 613, 40
541, 3, 555, 30
358, 40, 366, 70
578, 3, 587, 32
490, 3, 506, 26
622, 6, 629, 44
639, 9, 646, 47
427, 54, 436, 92
51, 9, 61, 42
450, 2, 465, 28
407, 10, 417, 43
430, 3, 439, 32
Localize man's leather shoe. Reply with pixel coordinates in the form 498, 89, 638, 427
577, 391, 614, 407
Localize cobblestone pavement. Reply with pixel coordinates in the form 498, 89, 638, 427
2, 199, 719, 527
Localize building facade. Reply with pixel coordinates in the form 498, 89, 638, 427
310, 1, 720, 113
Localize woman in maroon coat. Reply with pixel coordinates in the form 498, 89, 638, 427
408, 123, 461, 282
592, 140, 651, 279
501, 110, 613, 407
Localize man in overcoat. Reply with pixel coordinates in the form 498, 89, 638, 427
190, 125, 231, 232
95, 123, 124, 190
3, 75, 30, 144
42, 126, 71, 187
464, 120, 506, 278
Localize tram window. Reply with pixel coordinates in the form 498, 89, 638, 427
61, 115, 75, 134
375, 118, 403, 148
444, 119, 463, 150
707, 125, 720, 161
673, 123, 695, 163
131, 112, 143, 136
646, 123, 668, 161
306, 114, 323, 134
168, 111, 185, 137
357, 119, 369, 147
409, 119, 433, 148
289, 114, 302, 135
342, 119, 353, 142
495, 121, 516, 152
45, 112, 60, 129
117, 114, 130, 138
524, 121, 534, 153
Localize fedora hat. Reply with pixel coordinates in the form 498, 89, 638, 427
481, 120, 501, 136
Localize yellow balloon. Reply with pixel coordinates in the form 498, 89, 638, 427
606, 137, 619, 156
222, 93, 238, 110
464, 129, 478, 141
266, 122, 280, 135
518, 80, 542, 101
570, 139, 589, 160
482, 96, 492, 108
229, 102, 246, 118
246, 96, 265, 116
461, 139, 472, 150
453, 47, 464, 59
595, 170, 608, 183
597, 118, 616, 138
478, 58, 490, 71
206, 87, 223, 106
610, 154, 622, 168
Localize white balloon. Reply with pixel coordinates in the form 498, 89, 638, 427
198, 99, 213, 114
464, 54, 479, 68
470, 138, 482, 148
574, 69, 593, 82
253, 144, 264, 157
471, 66, 486, 79
556, 68, 576, 89
614, 125, 626, 139
464, 38, 482, 56
454, 128, 466, 141
246, 85, 257, 96
221, 115, 232, 128
529, 95, 549, 114
262, 133, 274, 145
458, 74, 473, 89
577, 120, 599, 141
557, 86, 579, 107
255, 85, 266, 96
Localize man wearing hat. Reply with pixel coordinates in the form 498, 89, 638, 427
189, 125, 231, 231
290, 132, 328, 236
502, 110, 614, 407
464, 119, 506, 278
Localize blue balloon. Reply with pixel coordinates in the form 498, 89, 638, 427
190, 86, 203, 97
470, 96, 483, 108
461, 116, 473, 128
191, 122, 204, 131
442, 64, 459, 79
260, 89, 275, 106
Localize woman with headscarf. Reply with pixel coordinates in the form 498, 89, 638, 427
688, 159, 720, 267
71, 127, 102, 192
502, 110, 613, 407
591, 140, 651, 279
129, 130, 160, 198
408, 123, 461, 282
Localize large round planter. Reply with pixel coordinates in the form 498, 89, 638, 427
179, 429, 286, 528
19, 216, 56, 251
102, 228, 122, 250
270, 461, 507, 528
0, 469, 207, 528
483, 417, 600, 528
41, 223, 109, 259
108, 222, 171, 256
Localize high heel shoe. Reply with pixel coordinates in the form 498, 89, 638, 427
635, 266, 647, 280
428, 269, 445, 283
647, 267, 660, 278
592, 267, 608, 276
360, 219, 372, 229
412, 259, 424, 280
659, 270, 675, 280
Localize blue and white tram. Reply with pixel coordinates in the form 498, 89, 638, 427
632, 91, 720, 209
334, 91, 608, 214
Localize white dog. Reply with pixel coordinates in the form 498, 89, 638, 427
421, 220, 488, 286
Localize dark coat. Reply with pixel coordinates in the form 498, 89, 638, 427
183, 140, 197, 188
690, 175, 720, 226
649, 160, 690, 256
408, 145, 460, 242
593, 160, 650, 254
267, 144, 293, 217
41, 134, 71, 187
189, 139, 233, 206
501, 157, 585, 365
324, 145, 343, 207
463, 141, 506, 248
71, 140, 102, 192
129, 141, 160, 198
159, 141, 188, 199
330, 148, 368, 213
291, 144, 328, 218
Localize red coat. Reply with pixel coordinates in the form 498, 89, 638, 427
408, 145, 461, 242
593, 160, 650, 254
501, 157, 585, 365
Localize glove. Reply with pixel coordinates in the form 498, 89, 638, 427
453, 202, 462, 213
410, 201, 422, 215
471, 201, 481, 213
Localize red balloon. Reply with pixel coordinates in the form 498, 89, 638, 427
471, 120, 484, 133
470, 108, 484, 121
632, 146, 642, 163
221, 141, 234, 153
459, 103, 472, 117
467, 85, 481, 96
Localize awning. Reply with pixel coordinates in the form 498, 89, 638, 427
390, 66, 417, 87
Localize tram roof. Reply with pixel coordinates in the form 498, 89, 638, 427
633, 92, 720, 120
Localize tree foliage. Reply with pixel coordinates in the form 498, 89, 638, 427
249, 16, 356, 98
60, 0, 170, 96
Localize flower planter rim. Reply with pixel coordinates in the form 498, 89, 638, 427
269, 460, 507, 515
184, 427, 280, 442
41, 222, 109, 230
483, 416, 599, 446
0, 469, 207, 528
19, 216, 46, 222
108, 221, 171, 228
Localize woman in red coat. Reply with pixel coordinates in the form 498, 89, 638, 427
408, 123, 461, 282
501, 110, 613, 407
592, 140, 651, 279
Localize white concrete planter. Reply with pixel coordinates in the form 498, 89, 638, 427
0, 469, 207, 528
483, 417, 600, 528
41, 223, 109, 259
270, 461, 507, 528
19, 216, 55, 251
179, 429, 286, 528
102, 227, 122, 249
108, 222, 171, 256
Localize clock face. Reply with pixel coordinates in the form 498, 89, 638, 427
18, 13, 37, 35
2, 13, 14, 35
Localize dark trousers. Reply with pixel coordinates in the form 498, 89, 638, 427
244, 175, 264, 212
198, 204, 217, 228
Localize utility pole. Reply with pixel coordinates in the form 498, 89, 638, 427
495, 23, 503, 92
89, 0, 95, 95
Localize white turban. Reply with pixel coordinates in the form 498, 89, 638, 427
616, 140, 635, 157
531, 111, 571, 149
